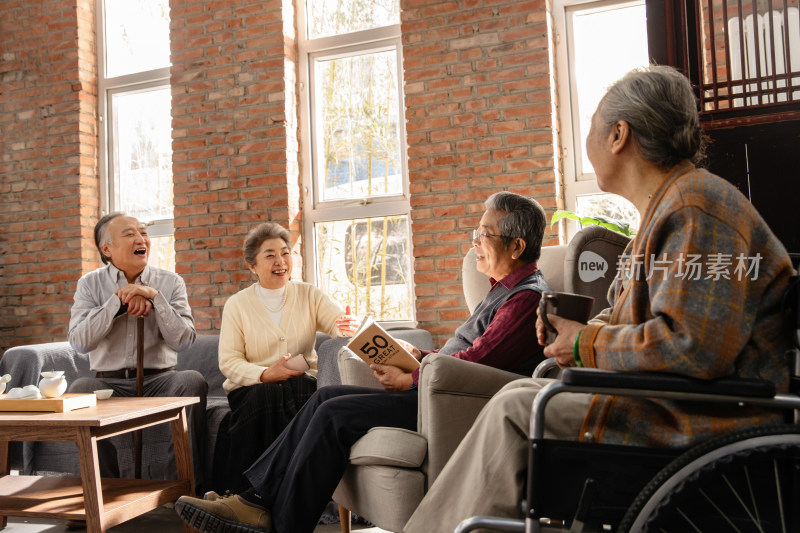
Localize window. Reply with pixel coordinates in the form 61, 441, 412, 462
97, 0, 174, 270
695, 0, 800, 112
553, 0, 649, 237
299, 0, 413, 323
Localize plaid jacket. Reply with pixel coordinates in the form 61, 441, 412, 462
579, 162, 795, 447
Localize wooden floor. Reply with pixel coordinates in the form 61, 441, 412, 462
3, 505, 388, 532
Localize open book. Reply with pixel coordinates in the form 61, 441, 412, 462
346, 317, 421, 373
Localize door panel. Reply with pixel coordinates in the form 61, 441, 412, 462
704, 121, 800, 264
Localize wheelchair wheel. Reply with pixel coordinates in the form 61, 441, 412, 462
618, 424, 800, 532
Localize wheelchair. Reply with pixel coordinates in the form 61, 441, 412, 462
456, 277, 800, 533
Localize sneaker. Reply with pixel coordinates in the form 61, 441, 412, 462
175, 492, 272, 533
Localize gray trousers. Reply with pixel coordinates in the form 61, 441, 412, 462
404, 378, 593, 533
68, 370, 207, 491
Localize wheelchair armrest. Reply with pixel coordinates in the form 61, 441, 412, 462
561, 367, 776, 398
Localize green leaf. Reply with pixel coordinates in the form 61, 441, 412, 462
549, 210, 635, 236
550, 210, 583, 227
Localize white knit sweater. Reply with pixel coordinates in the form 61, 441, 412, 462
218, 281, 343, 392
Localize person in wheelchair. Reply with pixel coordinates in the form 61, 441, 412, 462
404, 65, 796, 533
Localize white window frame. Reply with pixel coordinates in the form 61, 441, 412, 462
96, 0, 174, 241
297, 4, 415, 326
553, 0, 645, 240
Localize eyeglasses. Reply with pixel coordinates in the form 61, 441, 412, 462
472, 228, 507, 243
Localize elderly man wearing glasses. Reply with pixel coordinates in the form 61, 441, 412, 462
175, 191, 551, 533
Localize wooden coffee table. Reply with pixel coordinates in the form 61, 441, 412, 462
0, 397, 198, 532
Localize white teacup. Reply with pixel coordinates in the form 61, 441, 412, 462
6, 385, 42, 399
94, 389, 114, 400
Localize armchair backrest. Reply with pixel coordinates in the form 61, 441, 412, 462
564, 225, 631, 318
461, 247, 491, 314
461, 225, 630, 318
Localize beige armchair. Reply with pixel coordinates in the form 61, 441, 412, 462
334, 226, 630, 532
462, 224, 631, 318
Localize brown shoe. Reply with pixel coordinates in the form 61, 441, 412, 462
175, 493, 271, 533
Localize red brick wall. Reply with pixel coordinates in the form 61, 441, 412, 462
0, 0, 559, 351
0, 0, 98, 350
170, 0, 301, 332
401, 0, 559, 346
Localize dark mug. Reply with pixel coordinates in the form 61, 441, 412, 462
538, 291, 595, 344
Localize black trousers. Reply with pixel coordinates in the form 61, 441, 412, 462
244, 384, 418, 533
216, 375, 317, 492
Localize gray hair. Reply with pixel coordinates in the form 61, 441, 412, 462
243, 222, 291, 266
94, 212, 123, 265
599, 65, 705, 169
485, 191, 546, 262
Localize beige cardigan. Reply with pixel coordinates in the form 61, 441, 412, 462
218, 282, 343, 392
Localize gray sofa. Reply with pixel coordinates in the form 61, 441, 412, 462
0, 328, 434, 490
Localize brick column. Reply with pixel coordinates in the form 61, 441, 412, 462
0, 0, 98, 349
401, 0, 559, 345
170, 0, 300, 332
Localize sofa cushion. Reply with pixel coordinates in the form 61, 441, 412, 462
334, 464, 425, 533
349, 427, 428, 468
177, 335, 225, 397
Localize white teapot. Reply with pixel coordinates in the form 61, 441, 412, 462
0, 374, 10, 395
38, 371, 68, 398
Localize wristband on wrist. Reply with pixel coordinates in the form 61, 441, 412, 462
573, 329, 584, 367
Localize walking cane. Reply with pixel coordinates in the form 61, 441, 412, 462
135, 315, 145, 479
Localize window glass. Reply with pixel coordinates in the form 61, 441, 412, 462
570, 2, 648, 176
301, 0, 410, 322
110, 87, 173, 223
148, 234, 175, 272
699, 2, 799, 110
104, 0, 170, 78
576, 193, 640, 232
306, 0, 399, 39
315, 50, 402, 202
315, 216, 412, 321
555, 0, 648, 237
101, 0, 173, 271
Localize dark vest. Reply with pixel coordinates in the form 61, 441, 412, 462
439, 269, 550, 374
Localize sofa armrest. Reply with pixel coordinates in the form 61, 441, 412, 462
418, 354, 522, 486
0, 342, 89, 391
337, 346, 383, 389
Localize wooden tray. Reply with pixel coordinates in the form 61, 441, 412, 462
0, 393, 97, 413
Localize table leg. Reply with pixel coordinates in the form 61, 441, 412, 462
338, 505, 352, 533
0, 440, 9, 529
77, 427, 105, 533
170, 407, 195, 533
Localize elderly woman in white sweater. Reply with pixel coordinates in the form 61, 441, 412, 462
214, 222, 357, 492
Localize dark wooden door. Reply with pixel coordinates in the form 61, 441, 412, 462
646, 0, 800, 265
704, 121, 800, 264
